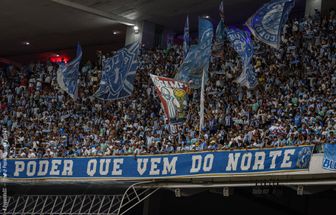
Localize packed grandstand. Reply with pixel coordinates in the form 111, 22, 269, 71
0, 9, 335, 159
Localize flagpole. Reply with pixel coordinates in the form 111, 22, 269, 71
199, 68, 205, 133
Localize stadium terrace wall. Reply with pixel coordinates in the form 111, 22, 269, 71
0, 146, 316, 180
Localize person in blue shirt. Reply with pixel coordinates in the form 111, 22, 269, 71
294, 112, 302, 127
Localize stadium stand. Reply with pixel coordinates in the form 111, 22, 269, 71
0, 9, 335, 159
2, 0, 336, 214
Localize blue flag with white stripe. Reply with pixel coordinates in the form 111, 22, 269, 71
246, 0, 295, 49
94, 41, 140, 100
323, 143, 336, 171
183, 16, 190, 57
57, 43, 82, 100
226, 28, 257, 88
175, 18, 213, 89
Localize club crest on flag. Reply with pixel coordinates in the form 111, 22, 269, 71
226, 28, 253, 63
296, 146, 312, 169
94, 41, 140, 100
150, 74, 189, 124
246, 0, 295, 48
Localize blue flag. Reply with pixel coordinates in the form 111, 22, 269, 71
94, 41, 140, 100
175, 18, 213, 89
183, 16, 190, 56
226, 28, 254, 64
213, 1, 226, 57
323, 143, 336, 171
57, 43, 82, 100
246, 0, 295, 49
236, 63, 258, 89
213, 20, 226, 57
226, 28, 256, 88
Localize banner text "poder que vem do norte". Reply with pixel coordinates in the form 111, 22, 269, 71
1, 146, 313, 179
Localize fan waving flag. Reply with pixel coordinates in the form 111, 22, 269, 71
94, 41, 140, 100
175, 18, 213, 89
57, 43, 82, 100
226, 28, 257, 88
150, 74, 189, 124
183, 16, 190, 57
246, 0, 295, 49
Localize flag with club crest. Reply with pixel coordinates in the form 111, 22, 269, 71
150, 74, 189, 124
57, 42, 82, 100
175, 17, 213, 89
94, 41, 140, 100
246, 0, 295, 49
226, 28, 257, 88
183, 16, 190, 57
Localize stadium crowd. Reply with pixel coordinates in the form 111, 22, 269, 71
0, 9, 335, 158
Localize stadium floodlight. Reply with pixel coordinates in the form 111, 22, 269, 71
297, 185, 304, 195
223, 187, 229, 197
133, 25, 139, 34
175, 188, 181, 197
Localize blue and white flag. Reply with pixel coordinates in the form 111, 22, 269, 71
226, 28, 254, 64
246, 0, 295, 49
226, 28, 256, 88
94, 41, 140, 100
323, 143, 336, 171
183, 16, 190, 57
236, 63, 258, 89
57, 43, 82, 100
175, 18, 213, 89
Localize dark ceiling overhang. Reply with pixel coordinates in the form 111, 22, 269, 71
0, 0, 306, 57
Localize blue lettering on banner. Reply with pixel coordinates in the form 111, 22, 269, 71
322, 144, 336, 171
0, 146, 313, 179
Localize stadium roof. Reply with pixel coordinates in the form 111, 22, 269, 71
0, 0, 306, 57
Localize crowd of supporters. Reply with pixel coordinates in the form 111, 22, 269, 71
0, 10, 335, 158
